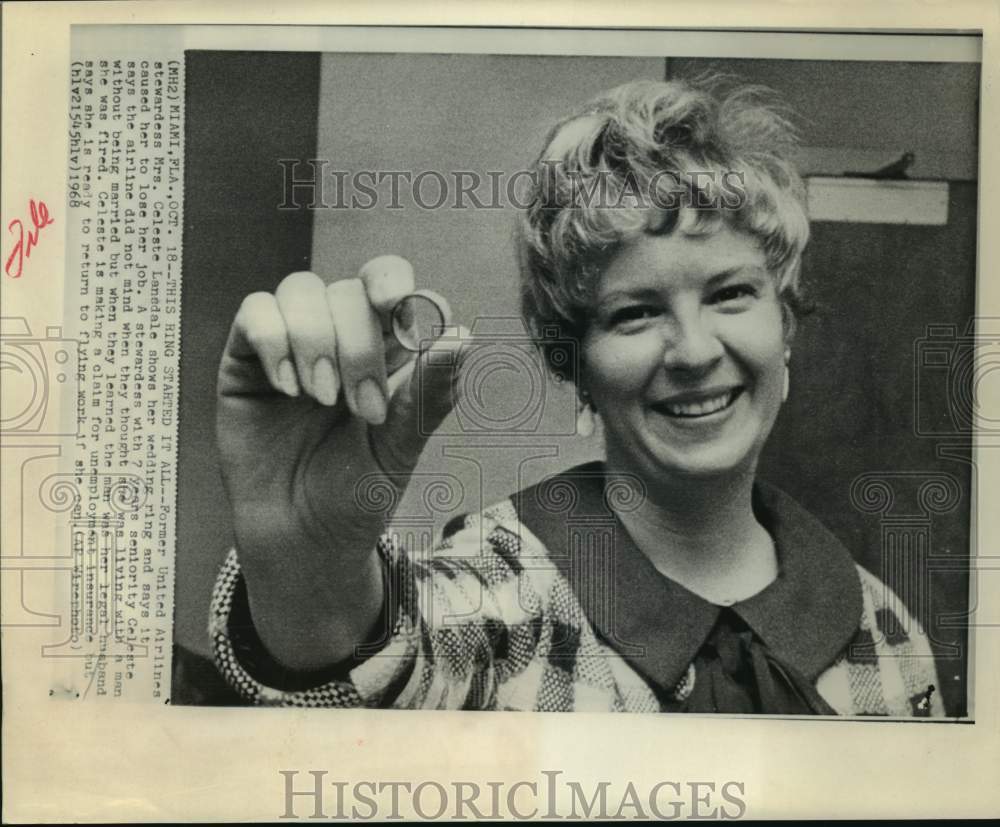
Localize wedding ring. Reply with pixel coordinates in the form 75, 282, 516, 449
390, 289, 452, 352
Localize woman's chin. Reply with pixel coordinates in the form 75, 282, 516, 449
627, 435, 760, 482
649, 455, 753, 481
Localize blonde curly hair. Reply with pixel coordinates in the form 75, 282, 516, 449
516, 76, 811, 385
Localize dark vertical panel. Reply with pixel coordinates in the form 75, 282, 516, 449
174, 52, 320, 675
760, 183, 978, 717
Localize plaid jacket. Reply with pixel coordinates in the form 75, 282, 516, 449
210, 465, 944, 716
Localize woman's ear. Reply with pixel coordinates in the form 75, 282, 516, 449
781, 301, 798, 345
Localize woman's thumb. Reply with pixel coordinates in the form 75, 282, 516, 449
374, 325, 473, 469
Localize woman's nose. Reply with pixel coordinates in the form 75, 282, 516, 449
661, 311, 724, 374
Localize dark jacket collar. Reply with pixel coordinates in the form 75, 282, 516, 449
513, 461, 863, 691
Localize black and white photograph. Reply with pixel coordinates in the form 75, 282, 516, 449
172, 43, 979, 718
3, 6, 998, 821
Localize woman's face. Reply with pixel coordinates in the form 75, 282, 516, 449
582, 223, 787, 482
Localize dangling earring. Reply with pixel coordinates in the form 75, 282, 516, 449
577, 388, 596, 438
782, 348, 791, 403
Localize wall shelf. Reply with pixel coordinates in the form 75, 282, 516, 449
805, 177, 949, 225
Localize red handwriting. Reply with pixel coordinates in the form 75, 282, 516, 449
5, 199, 55, 279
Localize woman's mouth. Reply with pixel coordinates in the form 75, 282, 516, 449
652, 388, 742, 419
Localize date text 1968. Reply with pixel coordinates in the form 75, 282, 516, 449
5, 199, 55, 279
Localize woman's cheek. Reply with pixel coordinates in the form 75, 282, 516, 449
727, 303, 785, 362
584, 332, 662, 398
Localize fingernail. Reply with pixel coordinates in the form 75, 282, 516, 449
355, 377, 387, 425
277, 359, 300, 397
312, 357, 340, 406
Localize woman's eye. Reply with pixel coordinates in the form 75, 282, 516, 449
710, 284, 758, 306
609, 305, 659, 329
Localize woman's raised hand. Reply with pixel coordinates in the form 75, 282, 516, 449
215, 256, 469, 669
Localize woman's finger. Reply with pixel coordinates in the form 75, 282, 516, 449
275, 271, 340, 406
225, 291, 299, 397
357, 255, 421, 375
358, 255, 416, 318
326, 277, 388, 425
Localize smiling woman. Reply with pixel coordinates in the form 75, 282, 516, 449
208, 75, 944, 715
584, 229, 786, 483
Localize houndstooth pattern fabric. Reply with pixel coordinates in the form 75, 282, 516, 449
210, 498, 944, 715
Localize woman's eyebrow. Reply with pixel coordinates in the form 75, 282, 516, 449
704, 265, 769, 287
594, 287, 663, 304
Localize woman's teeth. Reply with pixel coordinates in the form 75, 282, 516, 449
661, 390, 736, 417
